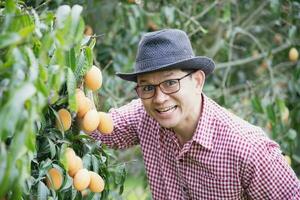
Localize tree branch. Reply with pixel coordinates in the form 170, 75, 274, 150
215, 41, 291, 69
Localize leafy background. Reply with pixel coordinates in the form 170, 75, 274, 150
0, 0, 300, 199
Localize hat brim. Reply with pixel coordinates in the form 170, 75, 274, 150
116, 56, 215, 82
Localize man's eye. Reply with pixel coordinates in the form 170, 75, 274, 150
164, 79, 178, 87
142, 85, 155, 92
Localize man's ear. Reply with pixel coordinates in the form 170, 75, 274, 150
194, 70, 205, 93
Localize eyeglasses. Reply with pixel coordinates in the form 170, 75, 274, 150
135, 71, 196, 99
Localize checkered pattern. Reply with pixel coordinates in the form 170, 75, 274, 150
91, 94, 300, 199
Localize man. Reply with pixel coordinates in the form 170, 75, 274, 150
92, 29, 300, 199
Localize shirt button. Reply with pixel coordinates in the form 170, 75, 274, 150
182, 186, 188, 192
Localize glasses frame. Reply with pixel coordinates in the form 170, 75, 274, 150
135, 70, 196, 99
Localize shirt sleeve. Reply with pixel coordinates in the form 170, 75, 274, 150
243, 140, 300, 199
91, 99, 143, 149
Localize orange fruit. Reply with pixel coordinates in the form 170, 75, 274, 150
68, 156, 83, 177
76, 89, 85, 113
77, 117, 93, 134
77, 97, 93, 118
65, 147, 76, 169
84, 65, 102, 91
97, 112, 114, 134
89, 171, 105, 193
273, 33, 282, 45
84, 25, 93, 36
56, 108, 72, 131
82, 109, 100, 132
289, 47, 299, 62
46, 168, 63, 190
73, 169, 91, 191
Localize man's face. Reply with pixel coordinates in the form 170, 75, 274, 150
137, 69, 204, 131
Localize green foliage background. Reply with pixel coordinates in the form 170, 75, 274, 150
0, 0, 300, 199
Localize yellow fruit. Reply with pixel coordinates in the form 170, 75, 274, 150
89, 171, 105, 193
84, 65, 102, 91
84, 25, 93, 36
68, 156, 83, 177
46, 168, 63, 190
281, 108, 289, 125
77, 97, 93, 118
82, 109, 100, 132
77, 117, 93, 134
266, 121, 272, 131
273, 33, 282, 45
76, 89, 85, 112
65, 147, 76, 169
97, 112, 114, 134
56, 108, 72, 131
284, 155, 292, 166
73, 169, 91, 191
289, 47, 299, 62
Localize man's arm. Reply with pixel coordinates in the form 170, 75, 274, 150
91, 99, 143, 149
242, 140, 300, 199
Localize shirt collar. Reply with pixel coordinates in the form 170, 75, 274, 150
192, 93, 216, 150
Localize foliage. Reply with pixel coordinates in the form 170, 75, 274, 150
0, 1, 125, 199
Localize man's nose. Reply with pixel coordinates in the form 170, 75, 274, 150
153, 86, 168, 103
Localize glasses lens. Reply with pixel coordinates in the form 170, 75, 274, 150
160, 79, 180, 94
136, 85, 155, 99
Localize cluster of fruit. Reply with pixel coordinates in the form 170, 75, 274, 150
46, 147, 104, 193
55, 65, 114, 135
48, 65, 113, 194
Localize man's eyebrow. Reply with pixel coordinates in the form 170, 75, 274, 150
139, 72, 175, 84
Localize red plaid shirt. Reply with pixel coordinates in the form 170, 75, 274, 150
92, 94, 300, 199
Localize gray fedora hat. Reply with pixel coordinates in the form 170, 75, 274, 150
116, 29, 215, 82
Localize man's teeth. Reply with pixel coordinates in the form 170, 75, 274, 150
157, 106, 176, 112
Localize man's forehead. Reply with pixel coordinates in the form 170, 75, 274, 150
137, 69, 182, 83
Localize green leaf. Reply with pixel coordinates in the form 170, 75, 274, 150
85, 47, 93, 68
91, 155, 99, 172
18, 25, 35, 38
251, 96, 264, 114
60, 174, 73, 191
55, 5, 71, 29
0, 143, 8, 196
71, 5, 83, 30
88, 37, 96, 49
287, 129, 297, 140
25, 120, 36, 152
25, 47, 39, 82
37, 181, 49, 200
74, 48, 92, 81
66, 48, 76, 72
67, 68, 77, 112
47, 138, 56, 159
288, 25, 297, 39
82, 154, 92, 169
5, 0, 16, 14
0, 33, 22, 49
275, 98, 286, 113
270, 0, 279, 13
0, 83, 36, 140
73, 18, 85, 44
36, 79, 49, 97
266, 104, 276, 123
221, 2, 231, 23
